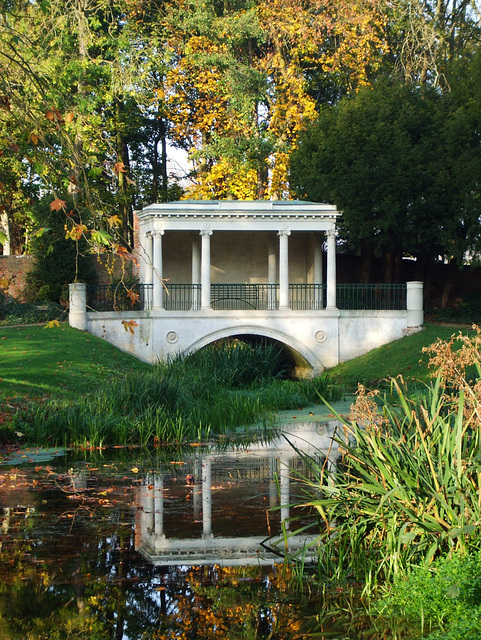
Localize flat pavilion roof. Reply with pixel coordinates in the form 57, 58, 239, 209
137, 200, 340, 233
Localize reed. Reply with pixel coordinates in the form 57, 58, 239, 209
14, 341, 336, 447
288, 378, 481, 586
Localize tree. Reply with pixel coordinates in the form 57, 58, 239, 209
386, 0, 481, 88
290, 78, 454, 281
0, 0, 173, 261
159, 0, 389, 200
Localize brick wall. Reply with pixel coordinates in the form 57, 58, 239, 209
0, 255, 36, 300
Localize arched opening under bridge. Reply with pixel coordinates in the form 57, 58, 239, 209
185, 328, 323, 379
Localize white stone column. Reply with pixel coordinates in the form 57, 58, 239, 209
278, 230, 291, 310
200, 230, 212, 310
268, 234, 277, 310
269, 457, 278, 509
326, 228, 337, 310
139, 481, 153, 545
152, 230, 164, 310
201, 457, 212, 539
144, 233, 153, 284
312, 233, 324, 310
69, 283, 87, 331
407, 281, 424, 327
192, 235, 201, 311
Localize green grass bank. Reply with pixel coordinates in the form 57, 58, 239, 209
0, 324, 336, 446
0, 321, 472, 446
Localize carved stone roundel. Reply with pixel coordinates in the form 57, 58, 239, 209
166, 331, 179, 344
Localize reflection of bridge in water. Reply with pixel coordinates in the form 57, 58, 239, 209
135, 422, 343, 566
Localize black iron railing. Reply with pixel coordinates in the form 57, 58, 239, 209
86, 283, 407, 312
164, 284, 201, 311
289, 284, 325, 310
211, 284, 278, 310
336, 283, 407, 310
87, 283, 153, 312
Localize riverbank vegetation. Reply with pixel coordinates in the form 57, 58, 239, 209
2, 325, 336, 447
287, 325, 481, 639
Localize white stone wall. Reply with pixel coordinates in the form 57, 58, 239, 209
159, 231, 313, 284
339, 311, 411, 362
84, 308, 410, 375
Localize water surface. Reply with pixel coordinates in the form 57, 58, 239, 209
0, 420, 376, 639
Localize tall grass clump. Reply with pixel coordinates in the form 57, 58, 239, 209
15, 339, 335, 447
288, 326, 481, 586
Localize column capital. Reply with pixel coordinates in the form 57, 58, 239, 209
199, 229, 213, 238
326, 228, 337, 240
151, 228, 164, 237
277, 229, 291, 238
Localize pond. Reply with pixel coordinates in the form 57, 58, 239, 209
0, 414, 381, 640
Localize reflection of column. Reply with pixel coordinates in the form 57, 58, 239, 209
139, 480, 152, 541
154, 475, 165, 541
192, 235, 201, 310
268, 235, 277, 310
279, 459, 291, 529
269, 457, 278, 509
326, 228, 337, 310
152, 230, 164, 309
145, 233, 153, 284
202, 457, 213, 539
278, 230, 291, 310
200, 230, 212, 310
313, 233, 323, 310
193, 458, 202, 519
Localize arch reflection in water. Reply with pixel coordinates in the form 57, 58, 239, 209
135, 421, 343, 567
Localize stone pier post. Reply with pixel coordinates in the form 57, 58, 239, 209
68, 283, 87, 331
407, 281, 424, 327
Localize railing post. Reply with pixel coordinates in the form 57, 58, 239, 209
69, 282, 87, 331
407, 281, 424, 327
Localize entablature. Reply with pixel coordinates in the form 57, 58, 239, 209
137, 200, 340, 234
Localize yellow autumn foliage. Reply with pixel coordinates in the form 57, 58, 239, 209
159, 0, 388, 200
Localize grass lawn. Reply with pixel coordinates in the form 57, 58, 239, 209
327, 322, 473, 389
0, 323, 151, 409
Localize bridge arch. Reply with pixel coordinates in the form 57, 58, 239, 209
183, 325, 325, 378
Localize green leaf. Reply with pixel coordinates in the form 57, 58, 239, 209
33, 227, 51, 238
33, 162, 46, 176
448, 524, 477, 539
91, 230, 112, 246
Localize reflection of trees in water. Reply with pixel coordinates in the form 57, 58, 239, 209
149, 565, 310, 640
0, 483, 314, 639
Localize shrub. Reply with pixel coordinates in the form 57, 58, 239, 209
0, 291, 63, 325
379, 551, 481, 640
22, 204, 96, 304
